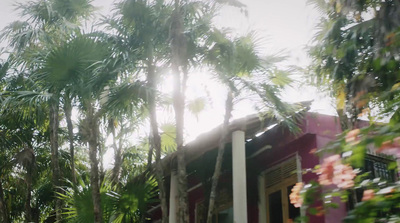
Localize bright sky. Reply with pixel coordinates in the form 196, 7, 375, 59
0, 0, 336, 165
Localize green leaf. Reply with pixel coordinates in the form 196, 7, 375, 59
160, 123, 177, 152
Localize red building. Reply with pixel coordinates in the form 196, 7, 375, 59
149, 112, 396, 223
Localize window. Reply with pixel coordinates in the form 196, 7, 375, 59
362, 156, 397, 183
264, 157, 301, 223
265, 178, 300, 223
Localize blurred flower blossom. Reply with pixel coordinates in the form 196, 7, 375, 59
318, 155, 340, 185
345, 129, 361, 145
333, 164, 356, 189
289, 182, 304, 208
361, 189, 374, 201
318, 154, 356, 189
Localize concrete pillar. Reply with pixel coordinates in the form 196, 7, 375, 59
232, 130, 248, 223
169, 172, 178, 223
258, 174, 267, 223
296, 153, 306, 222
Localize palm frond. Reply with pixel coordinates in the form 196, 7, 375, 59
307, 0, 330, 15
102, 81, 148, 116
0, 21, 42, 52
1, 90, 50, 125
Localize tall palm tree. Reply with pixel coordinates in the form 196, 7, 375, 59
44, 36, 114, 222
6, 33, 121, 222
169, 1, 222, 220
1, 0, 95, 220
14, 147, 36, 222
63, 91, 77, 186
170, 1, 189, 220
106, 0, 172, 221
0, 72, 51, 222
65, 34, 148, 222
204, 30, 298, 223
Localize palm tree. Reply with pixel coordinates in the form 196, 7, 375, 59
169, 1, 222, 220
51, 36, 114, 222
0, 74, 52, 222
8, 33, 120, 222
0, 117, 38, 223
100, 79, 149, 185
204, 30, 298, 222
65, 34, 149, 222
170, 1, 190, 219
63, 91, 77, 186
14, 147, 36, 222
1, 0, 95, 220
106, 0, 173, 221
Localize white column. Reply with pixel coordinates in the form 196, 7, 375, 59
232, 130, 248, 223
296, 152, 302, 182
258, 174, 267, 223
296, 152, 306, 223
169, 172, 178, 223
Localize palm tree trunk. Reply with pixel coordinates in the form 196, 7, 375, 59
171, 0, 190, 221
147, 55, 169, 223
64, 96, 76, 186
147, 139, 154, 168
110, 119, 122, 184
206, 91, 233, 223
99, 140, 105, 184
49, 98, 62, 222
25, 172, 33, 222
174, 66, 189, 223
0, 178, 9, 223
87, 102, 103, 223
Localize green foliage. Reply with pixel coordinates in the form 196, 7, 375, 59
109, 175, 158, 223
300, 1, 400, 222
308, 0, 400, 123
36, 36, 109, 90
206, 29, 301, 131
60, 177, 112, 223
160, 123, 177, 152
0, 0, 304, 222
60, 174, 158, 223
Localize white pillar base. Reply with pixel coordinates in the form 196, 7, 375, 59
232, 130, 248, 223
258, 174, 267, 223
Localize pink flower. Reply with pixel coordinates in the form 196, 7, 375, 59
361, 189, 374, 201
332, 164, 356, 189
318, 155, 341, 185
289, 182, 304, 208
345, 129, 361, 145
318, 155, 356, 189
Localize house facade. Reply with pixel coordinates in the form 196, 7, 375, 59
149, 113, 396, 223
